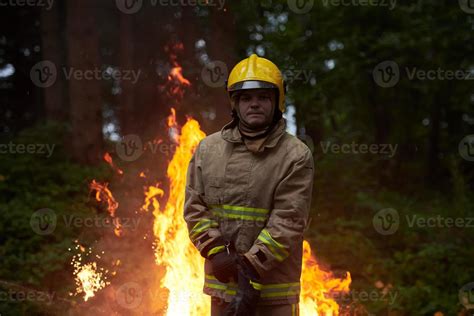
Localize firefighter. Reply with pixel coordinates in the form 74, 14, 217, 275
184, 54, 314, 316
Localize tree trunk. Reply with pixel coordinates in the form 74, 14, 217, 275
40, 1, 66, 121
118, 12, 135, 136
67, 0, 103, 164
127, 4, 170, 139
177, 6, 202, 125
206, 7, 238, 131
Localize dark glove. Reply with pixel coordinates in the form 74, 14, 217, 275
223, 256, 261, 316
210, 249, 238, 283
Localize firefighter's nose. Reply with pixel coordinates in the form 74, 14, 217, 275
250, 97, 260, 108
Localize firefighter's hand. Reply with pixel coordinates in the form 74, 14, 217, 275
210, 251, 238, 283
223, 257, 261, 316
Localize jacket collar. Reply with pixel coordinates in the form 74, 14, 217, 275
220, 117, 287, 151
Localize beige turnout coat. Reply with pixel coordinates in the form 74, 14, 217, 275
184, 117, 314, 305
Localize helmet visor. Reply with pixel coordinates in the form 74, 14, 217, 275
228, 80, 277, 91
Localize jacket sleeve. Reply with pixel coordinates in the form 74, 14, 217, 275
244, 147, 314, 277
184, 141, 225, 259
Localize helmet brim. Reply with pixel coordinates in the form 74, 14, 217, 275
228, 80, 277, 91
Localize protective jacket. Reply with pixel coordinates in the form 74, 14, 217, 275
184, 117, 314, 305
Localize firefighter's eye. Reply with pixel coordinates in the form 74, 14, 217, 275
241, 95, 251, 102
258, 95, 270, 101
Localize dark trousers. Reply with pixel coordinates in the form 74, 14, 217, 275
210, 296, 299, 316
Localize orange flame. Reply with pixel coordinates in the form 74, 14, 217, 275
144, 109, 351, 315
161, 43, 191, 100
169, 66, 191, 86
103, 152, 124, 175
300, 240, 351, 315
90, 180, 122, 237
71, 48, 351, 313
167, 108, 177, 128
75, 263, 107, 302
73, 112, 352, 312
144, 112, 208, 315
70, 244, 109, 302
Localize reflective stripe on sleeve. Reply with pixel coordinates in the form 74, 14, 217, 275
190, 218, 219, 242
204, 274, 237, 295
209, 204, 269, 222
257, 229, 290, 262
207, 245, 225, 257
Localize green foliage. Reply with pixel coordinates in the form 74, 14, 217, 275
307, 152, 474, 315
0, 122, 109, 314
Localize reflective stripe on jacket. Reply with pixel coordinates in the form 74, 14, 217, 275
184, 117, 314, 305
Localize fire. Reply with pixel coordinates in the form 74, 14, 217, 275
70, 180, 120, 302
70, 244, 110, 302
143, 109, 350, 315
90, 179, 122, 237
143, 110, 208, 315
70, 45, 351, 313
161, 43, 191, 99
300, 240, 351, 315
103, 152, 124, 175
73, 111, 352, 312
75, 263, 107, 302
169, 66, 191, 86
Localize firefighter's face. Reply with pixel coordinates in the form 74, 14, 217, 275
237, 89, 275, 127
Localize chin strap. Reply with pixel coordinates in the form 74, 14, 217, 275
232, 104, 282, 140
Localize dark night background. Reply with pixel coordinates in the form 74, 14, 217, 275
0, 0, 473, 315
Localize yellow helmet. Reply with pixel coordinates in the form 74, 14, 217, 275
227, 54, 285, 112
